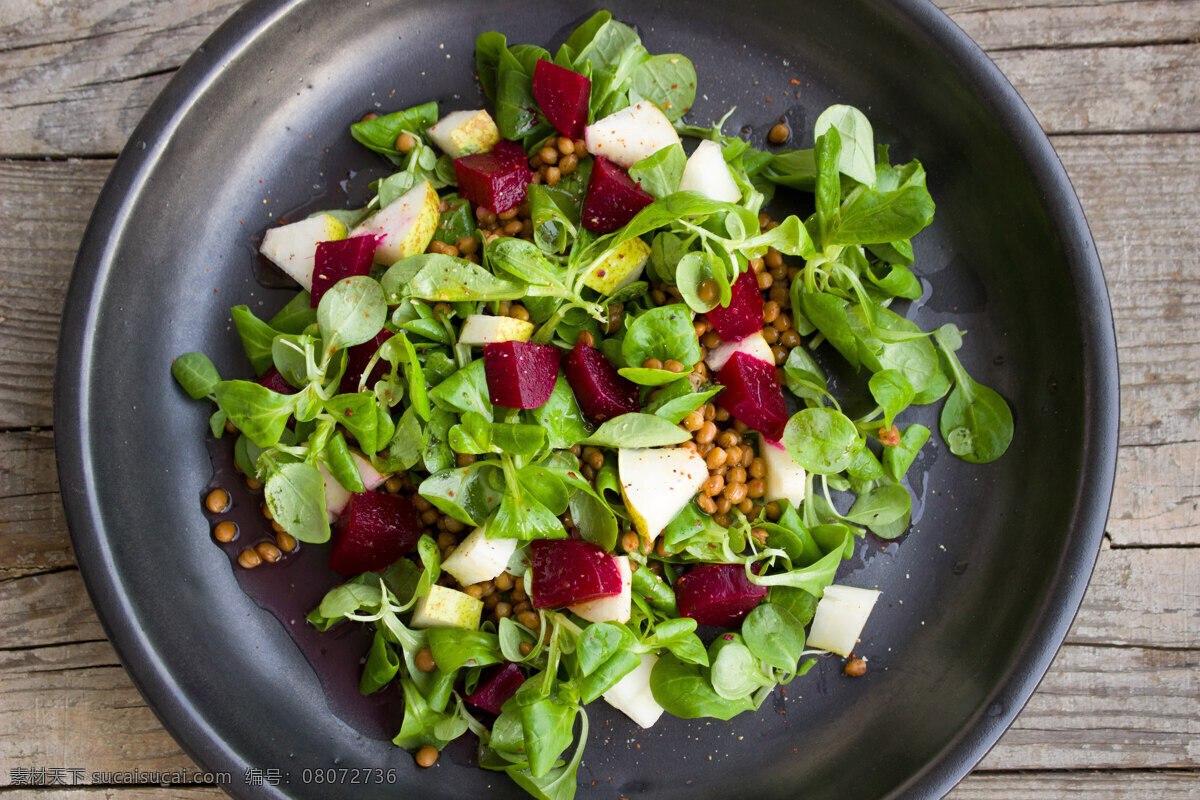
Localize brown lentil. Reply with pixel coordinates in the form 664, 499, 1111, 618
738, 498, 756, 515
703, 474, 725, 497
270, 519, 286, 536
518, 610, 540, 630
696, 494, 718, 514
205, 488, 230, 514
764, 501, 782, 521
762, 326, 780, 345
213, 521, 237, 543
695, 421, 718, 444
696, 279, 718, 304
413, 495, 433, 512
494, 572, 514, 592
255, 542, 282, 563
621, 532, 643, 554
643, 356, 663, 370
276, 531, 298, 552
703, 402, 718, 420
751, 527, 770, 545
359, 112, 379, 122
757, 271, 774, 291
845, 658, 868, 677
771, 345, 788, 365
457, 452, 477, 467
416, 648, 437, 672
494, 601, 513, 618
763, 300, 781, 324
713, 406, 731, 422
245, 477, 263, 490
781, 329, 802, 349
713, 512, 732, 528
705, 447, 728, 470
747, 478, 767, 499
768, 123, 791, 144
700, 331, 722, 350
385, 476, 404, 494
465, 584, 484, 600
415, 746, 439, 768
519, 641, 534, 656
682, 409, 705, 431
237, 548, 262, 569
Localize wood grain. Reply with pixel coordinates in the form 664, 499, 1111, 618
947, 0, 1200, 50
948, 771, 1200, 800
0, 0, 240, 158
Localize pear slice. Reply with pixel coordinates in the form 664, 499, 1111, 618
259, 214, 348, 291
704, 331, 774, 372
679, 140, 741, 202
458, 314, 535, 346
760, 435, 807, 507
441, 524, 519, 587
806, 585, 881, 657
583, 236, 651, 295
569, 556, 632, 623
584, 101, 681, 169
619, 447, 708, 542
427, 109, 501, 158
603, 652, 665, 728
351, 179, 439, 266
410, 584, 483, 631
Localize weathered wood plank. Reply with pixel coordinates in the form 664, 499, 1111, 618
947, 0, 1200, 51
949, 770, 1200, 799
0, 431, 71, 577
979, 644, 1200, 770
990, 44, 1200, 134
1052, 134, 1200, 452
0, 160, 110, 430
1068, 541, 1199, 649
0, 641, 198, 777
0, 0, 239, 157
1110, 442, 1200, 547
0, 570, 106, 650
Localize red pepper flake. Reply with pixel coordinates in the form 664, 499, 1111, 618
877, 425, 901, 447
765, 97, 772, 103
790, 78, 800, 85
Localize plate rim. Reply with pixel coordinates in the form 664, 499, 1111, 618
53, 1, 1120, 797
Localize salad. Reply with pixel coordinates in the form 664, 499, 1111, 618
171, 10, 1013, 799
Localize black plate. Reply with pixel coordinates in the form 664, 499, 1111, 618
56, 1, 1119, 798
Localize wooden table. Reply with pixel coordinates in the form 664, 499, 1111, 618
1, 1, 1197, 797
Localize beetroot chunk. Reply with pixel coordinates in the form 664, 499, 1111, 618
310, 235, 379, 308
532, 59, 591, 140
338, 329, 394, 395
530, 539, 623, 608
581, 157, 655, 233
256, 366, 299, 395
330, 492, 420, 574
564, 342, 640, 423
466, 663, 527, 715
454, 140, 533, 214
483, 341, 561, 409
706, 269, 765, 342
676, 563, 768, 627
715, 351, 789, 440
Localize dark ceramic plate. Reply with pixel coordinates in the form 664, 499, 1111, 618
56, 1, 1119, 798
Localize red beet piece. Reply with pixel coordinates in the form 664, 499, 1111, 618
338, 330, 394, 395
532, 59, 591, 140
530, 539, 623, 608
675, 563, 768, 627
563, 342, 640, 423
454, 140, 533, 214
581, 157, 655, 233
329, 492, 420, 574
256, 366, 299, 395
706, 269, 765, 342
466, 663, 527, 715
715, 351, 789, 440
310, 235, 379, 308
483, 341, 561, 409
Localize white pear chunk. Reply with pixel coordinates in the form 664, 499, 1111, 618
351, 179, 439, 266
678, 140, 741, 202
442, 525, 519, 587
320, 452, 391, 520
806, 585, 881, 657
458, 314, 535, 346
584, 102, 681, 169
427, 109, 501, 158
583, 236, 651, 295
410, 584, 484, 631
704, 331, 774, 372
619, 447, 708, 542
259, 214, 348, 291
570, 556, 632, 624
760, 435, 807, 508
604, 653, 665, 728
